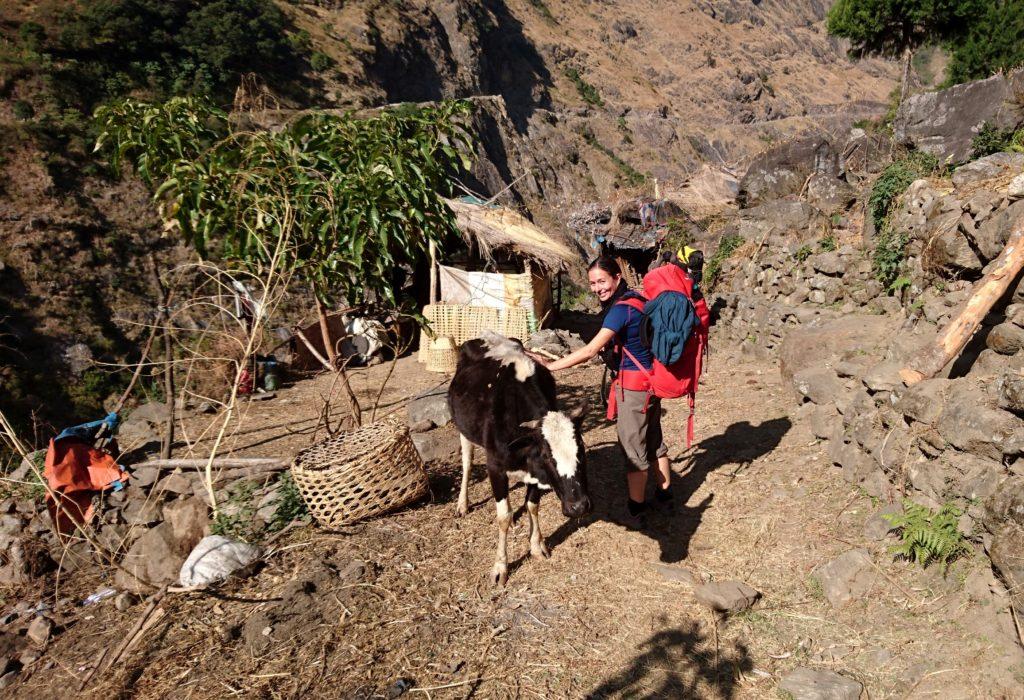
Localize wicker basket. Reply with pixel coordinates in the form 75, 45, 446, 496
425, 335, 458, 373
290, 418, 429, 527
417, 304, 531, 362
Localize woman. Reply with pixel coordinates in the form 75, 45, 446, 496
543, 256, 672, 526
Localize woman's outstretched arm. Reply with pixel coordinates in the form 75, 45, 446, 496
546, 328, 616, 371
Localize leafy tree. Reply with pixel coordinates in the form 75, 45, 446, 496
945, 0, 1024, 85
826, 0, 972, 103
96, 97, 476, 422
50, 0, 302, 110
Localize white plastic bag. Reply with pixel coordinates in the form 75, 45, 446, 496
179, 535, 262, 587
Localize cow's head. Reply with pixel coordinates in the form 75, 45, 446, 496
509, 404, 591, 518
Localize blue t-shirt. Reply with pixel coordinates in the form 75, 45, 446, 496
602, 302, 654, 371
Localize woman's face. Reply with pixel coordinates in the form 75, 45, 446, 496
588, 267, 621, 303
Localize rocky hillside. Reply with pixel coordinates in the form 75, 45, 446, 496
707, 68, 1024, 671
0, 0, 897, 436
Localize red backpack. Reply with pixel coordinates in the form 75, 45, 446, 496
608, 263, 709, 447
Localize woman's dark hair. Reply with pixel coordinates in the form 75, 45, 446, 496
588, 255, 622, 277
588, 255, 628, 311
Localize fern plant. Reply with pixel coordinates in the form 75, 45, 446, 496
883, 500, 969, 569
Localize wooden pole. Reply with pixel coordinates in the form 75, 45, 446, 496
900, 218, 1024, 386
429, 240, 439, 303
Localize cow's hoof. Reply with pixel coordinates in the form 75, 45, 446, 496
530, 544, 550, 560
490, 564, 507, 587
455, 504, 468, 517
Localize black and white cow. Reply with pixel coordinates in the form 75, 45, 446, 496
447, 331, 591, 586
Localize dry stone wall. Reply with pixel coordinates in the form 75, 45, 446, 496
713, 131, 1024, 618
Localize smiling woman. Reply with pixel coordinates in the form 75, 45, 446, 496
544, 256, 672, 528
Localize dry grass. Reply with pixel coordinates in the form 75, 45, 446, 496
8, 347, 1022, 698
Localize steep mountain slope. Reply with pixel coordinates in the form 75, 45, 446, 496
0, 0, 896, 434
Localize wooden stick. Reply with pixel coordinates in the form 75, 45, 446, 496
293, 327, 335, 373
133, 458, 287, 469
80, 584, 168, 688
901, 217, 1024, 386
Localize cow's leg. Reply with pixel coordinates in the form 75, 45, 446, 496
525, 483, 549, 560
488, 464, 511, 586
456, 434, 474, 517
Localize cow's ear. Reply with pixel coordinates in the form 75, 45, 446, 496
506, 435, 535, 456
519, 418, 542, 430
566, 401, 589, 425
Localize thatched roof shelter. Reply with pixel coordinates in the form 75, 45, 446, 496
444, 197, 579, 272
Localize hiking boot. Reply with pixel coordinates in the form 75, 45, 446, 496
617, 499, 648, 530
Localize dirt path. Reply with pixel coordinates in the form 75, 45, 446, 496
19, 344, 1022, 698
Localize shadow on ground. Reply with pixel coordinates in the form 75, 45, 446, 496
586, 615, 754, 699
540, 382, 793, 563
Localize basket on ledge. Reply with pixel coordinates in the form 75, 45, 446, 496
290, 417, 429, 527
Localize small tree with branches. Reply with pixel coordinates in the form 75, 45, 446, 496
95, 96, 475, 424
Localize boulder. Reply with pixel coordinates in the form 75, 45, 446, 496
792, 368, 845, 406
737, 200, 824, 245
693, 580, 760, 613
115, 515, 206, 593
806, 173, 856, 213
808, 251, 846, 276
779, 315, 897, 386
778, 667, 863, 700
987, 323, 1024, 355
975, 200, 1024, 262
893, 70, 1024, 164
863, 504, 902, 540
26, 617, 51, 648
810, 403, 840, 440
163, 497, 210, 545
862, 361, 903, 393
951, 152, 1024, 188
985, 478, 1024, 614
925, 225, 983, 272
936, 389, 1019, 460
998, 371, 1024, 414
407, 387, 452, 428
156, 472, 194, 496
1009, 173, 1024, 200
813, 549, 877, 608
896, 378, 948, 424
411, 428, 460, 464
738, 135, 840, 207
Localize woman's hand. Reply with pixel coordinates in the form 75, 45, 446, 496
525, 351, 551, 368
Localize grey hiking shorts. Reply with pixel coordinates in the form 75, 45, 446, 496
616, 388, 668, 472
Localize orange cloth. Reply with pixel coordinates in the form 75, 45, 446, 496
44, 439, 129, 537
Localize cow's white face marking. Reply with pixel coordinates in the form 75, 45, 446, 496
481, 331, 535, 382
508, 469, 552, 490
542, 411, 578, 479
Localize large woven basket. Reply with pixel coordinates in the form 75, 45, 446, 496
291, 418, 429, 527
417, 304, 531, 363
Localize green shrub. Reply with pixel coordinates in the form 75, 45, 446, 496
706, 234, 744, 290
579, 127, 645, 187
884, 500, 970, 570
794, 244, 814, 262
17, 21, 46, 52
564, 68, 603, 107
868, 151, 937, 287
310, 51, 334, 72
819, 233, 837, 252
528, 0, 557, 23
12, 100, 35, 120
971, 122, 1016, 157
269, 472, 308, 531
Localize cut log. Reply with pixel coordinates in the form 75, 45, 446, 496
901, 217, 1024, 385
